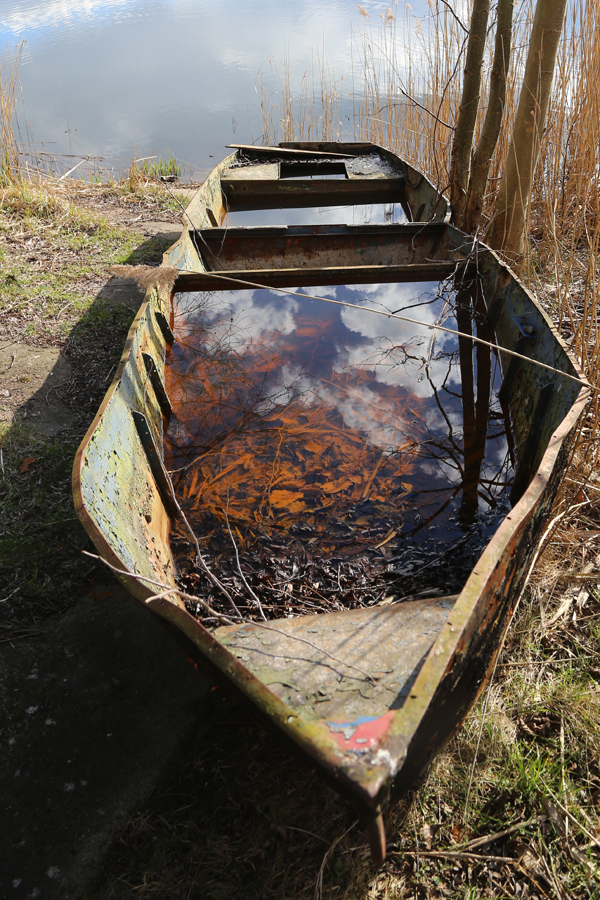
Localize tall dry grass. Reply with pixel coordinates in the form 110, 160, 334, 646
248, 11, 600, 895
259, 0, 600, 426
0, 42, 24, 183
258, 38, 346, 144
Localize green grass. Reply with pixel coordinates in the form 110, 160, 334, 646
0, 426, 102, 635
0, 178, 174, 634
143, 151, 182, 181
1, 173, 597, 897
96, 157, 190, 205
0, 182, 172, 338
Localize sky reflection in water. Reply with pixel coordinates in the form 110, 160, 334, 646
165, 282, 514, 601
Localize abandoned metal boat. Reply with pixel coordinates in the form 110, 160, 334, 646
72, 142, 588, 863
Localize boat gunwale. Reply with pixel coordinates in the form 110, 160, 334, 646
71, 283, 182, 606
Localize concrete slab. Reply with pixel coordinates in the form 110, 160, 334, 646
95, 277, 147, 313
0, 589, 210, 899
0, 345, 77, 435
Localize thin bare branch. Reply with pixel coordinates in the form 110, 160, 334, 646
80, 550, 238, 625
437, 0, 469, 34
224, 491, 267, 621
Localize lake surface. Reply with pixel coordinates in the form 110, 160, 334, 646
1, 0, 429, 179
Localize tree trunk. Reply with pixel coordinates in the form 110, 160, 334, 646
488, 0, 568, 257
463, 0, 514, 233
456, 283, 492, 526
450, 0, 491, 228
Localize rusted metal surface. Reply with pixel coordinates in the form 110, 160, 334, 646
177, 223, 474, 290
214, 597, 457, 727
221, 171, 405, 211
219, 143, 444, 220
175, 262, 471, 291
278, 141, 448, 223
199, 141, 450, 221
174, 219, 473, 290
196, 222, 459, 271
72, 284, 179, 602
226, 143, 356, 158
73, 142, 589, 864
163, 153, 234, 271
142, 352, 173, 418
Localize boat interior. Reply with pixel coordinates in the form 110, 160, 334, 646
214, 596, 459, 733
164, 144, 466, 738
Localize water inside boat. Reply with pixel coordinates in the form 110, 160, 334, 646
164, 278, 514, 625
224, 203, 409, 227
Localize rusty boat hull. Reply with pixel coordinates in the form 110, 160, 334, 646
73, 142, 589, 863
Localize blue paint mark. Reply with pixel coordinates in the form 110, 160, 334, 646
327, 715, 379, 732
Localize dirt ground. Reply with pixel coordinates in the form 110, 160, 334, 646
0, 183, 223, 899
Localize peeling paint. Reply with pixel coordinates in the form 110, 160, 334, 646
327, 712, 394, 752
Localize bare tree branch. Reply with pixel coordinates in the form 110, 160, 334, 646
438, 0, 468, 34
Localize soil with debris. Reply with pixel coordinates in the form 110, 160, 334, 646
0, 180, 222, 900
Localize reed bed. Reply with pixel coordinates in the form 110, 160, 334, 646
238, 4, 600, 898
259, 0, 600, 425
92, 4, 600, 898
0, 42, 24, 183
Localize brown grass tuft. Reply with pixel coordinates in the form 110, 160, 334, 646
108, 264, 180, 293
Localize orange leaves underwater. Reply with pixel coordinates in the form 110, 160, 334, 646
172, 399, 417, 557
165, 290, 433, 560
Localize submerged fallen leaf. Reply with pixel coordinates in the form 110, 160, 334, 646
322, 479, 353, 494
354, 516, 371, 526
269, 490, 304, 509
19, 456, 36, 473
374, 529, 397, 549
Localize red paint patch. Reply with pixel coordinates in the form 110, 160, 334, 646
329, 710, 394, 752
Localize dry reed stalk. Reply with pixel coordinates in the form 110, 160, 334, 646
0, 42, 24, 183
258, 0, 600, 429
257, 37, 344, 146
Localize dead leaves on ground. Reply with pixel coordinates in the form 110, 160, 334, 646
402, 801, 597, 896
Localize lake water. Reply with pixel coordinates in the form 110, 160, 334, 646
1, 0, 429, 179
